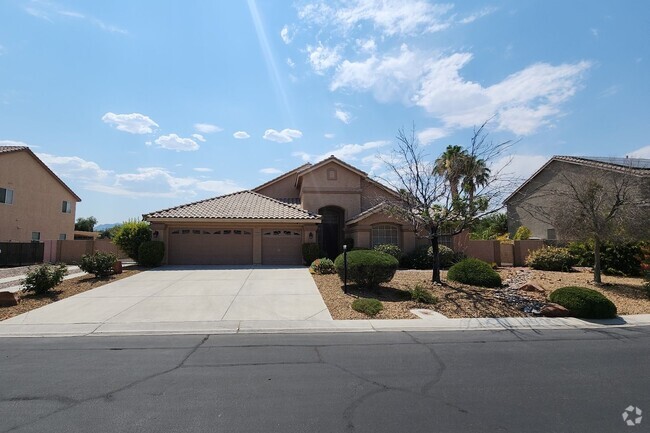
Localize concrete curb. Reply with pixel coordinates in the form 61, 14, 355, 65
1, 314, 649, 338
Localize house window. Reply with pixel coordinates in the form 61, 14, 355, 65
547, 229, 556, 240
372, 224, 398, 247
0, 187, 14, 205
31, 232, 41, 242
62, 200, 72, 213
327, 168, 337, 181
59, 234, 67, 240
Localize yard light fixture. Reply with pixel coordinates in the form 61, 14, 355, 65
343, 244, 348, 294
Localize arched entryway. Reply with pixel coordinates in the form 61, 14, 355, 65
317, 206, 344, 259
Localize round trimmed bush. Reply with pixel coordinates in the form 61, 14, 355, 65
526, 246, 575, 272
138, 241, 165, 267
334, 250, 398, 289
310, 258, 336, 274
447, 258, 502, 288
351, 298, 383, 316
548, 286, 617, 319
79, 252, 117, 277
373, 244, 402, 260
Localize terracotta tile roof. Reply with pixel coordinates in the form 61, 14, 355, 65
0, 145, 29, 154
144, 190, 320, 220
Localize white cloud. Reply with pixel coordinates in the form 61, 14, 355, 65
493, 154, 549, 182
195, 180, 241, 194
102, 112, 158, 134
153, 134, 200, 152
298, 0, 454, 36
307, 42, 341, 74
324, 133, 335, 139
331, 45, 591, 135
37, 153, 112, 180
628, 145, 650, 158
24, 3, 127, 34
590, 28, 599, 37
194, 123, 223, 134
458, 7, 497, 24
233, 131, 250, 139
0, 139, 30, 147
280, 25, 293, 44
287, 57, 295, 68
335, 109, 352, 124
193, 167, 213, 172
356, 38, 376, 53
192, 133, 206, 142
263, 128, 303, 143
295, 140, 389, 163
417, 127, 449, 144
260, 167, 283, 175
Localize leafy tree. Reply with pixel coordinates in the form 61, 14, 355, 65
380, 120, 513, 283
113, 220, 152, 261
470, 213, 508, 240
75, 216, 98, 232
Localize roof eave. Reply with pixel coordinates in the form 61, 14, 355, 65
144, 217, 322, 224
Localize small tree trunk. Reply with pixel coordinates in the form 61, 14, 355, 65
430, 230, 441, 284
593, 236, 602, 284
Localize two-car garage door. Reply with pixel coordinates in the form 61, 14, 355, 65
168, 228, 302, 265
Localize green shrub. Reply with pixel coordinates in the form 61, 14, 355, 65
138, 241, 165, 267
513, 226, 532, 240
302, 243, 323, 264
409, 284, 438, 304
568, 241, 644, 276
526, 246, 575, 272
113, 220, 152, 261
400, 244, 462, 269
351, 298, 383, 316
334, 250, 398, 289
447, 258, 502, 288
548, 286, 617, 319
310, 258, 336, 274
22, 264, 67, 294
373, 244, 402, 260
79, 252, 117, 277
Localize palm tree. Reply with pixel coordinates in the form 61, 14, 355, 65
461, 156, 490, 203
435, 145, 468, 201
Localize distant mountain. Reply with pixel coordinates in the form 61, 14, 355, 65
95, 223, 120, 231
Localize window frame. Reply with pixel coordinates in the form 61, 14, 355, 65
371, 224, 399, 248
0, 187, 14, 205
31, 231, 41, 242
62, 200, 72, 213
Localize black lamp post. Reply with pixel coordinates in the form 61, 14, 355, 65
343, 244, 348, 294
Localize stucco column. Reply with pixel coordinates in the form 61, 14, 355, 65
402, 230, 416, 253
253, 227, 262, 264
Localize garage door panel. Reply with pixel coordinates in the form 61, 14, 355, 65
169, 228, 253, 265
262, 229, 302, 265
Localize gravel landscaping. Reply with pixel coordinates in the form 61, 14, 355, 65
0, 268, 142, 321
313, 267, 649, 320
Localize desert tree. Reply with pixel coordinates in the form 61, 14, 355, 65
379, 120, 514, 283
538, 166, 649, 283
75, 216, 98, 232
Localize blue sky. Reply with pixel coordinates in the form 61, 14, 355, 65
1, 0, 649, 224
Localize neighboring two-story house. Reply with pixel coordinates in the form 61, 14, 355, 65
145, 156, 420, 265
504, 156, 650, 240
0, 146, 81, 243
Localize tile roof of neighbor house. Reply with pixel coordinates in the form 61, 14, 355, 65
503, 155, 650, 204
144, 190, 321, 220
0, 145, 82, 201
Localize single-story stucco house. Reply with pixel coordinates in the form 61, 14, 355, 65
144, 156, 421, 265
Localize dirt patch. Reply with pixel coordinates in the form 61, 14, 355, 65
0, 268, 143, 321
313, 268, 649, 320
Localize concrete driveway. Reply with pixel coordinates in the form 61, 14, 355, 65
3, 266, 332, 326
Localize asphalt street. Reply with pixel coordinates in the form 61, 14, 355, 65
1, 326, 649, 433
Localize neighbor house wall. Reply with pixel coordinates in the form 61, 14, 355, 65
0, 151, 77, 242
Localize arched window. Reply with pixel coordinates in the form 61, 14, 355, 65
372, 224, 398, 247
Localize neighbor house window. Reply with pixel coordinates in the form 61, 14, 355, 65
31, 232, 41, 242
547, 229, 556, 240
62, 200, 72, 213
372, 224, 398, 247
0, 187, 14, 205
59, 234, 67, 240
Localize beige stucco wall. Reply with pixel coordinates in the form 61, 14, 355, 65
361, 180, 393, 211
346, 211, 417, 252
298, 162, 363, 220
254, 174, 299, 200
0, 151, 77, 242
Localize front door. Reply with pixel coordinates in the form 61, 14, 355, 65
318, 206, 344, 259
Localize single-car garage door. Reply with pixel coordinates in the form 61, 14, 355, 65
169, 228, 253, 265
262, 229, 302, 265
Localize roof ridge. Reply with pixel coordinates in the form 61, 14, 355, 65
143, 189, 249, 217
245, 190, 319, 217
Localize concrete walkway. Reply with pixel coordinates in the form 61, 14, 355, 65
1, 266, 332, 331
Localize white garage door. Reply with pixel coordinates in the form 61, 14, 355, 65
262, 229, 303, 265
169, 228, 253, 265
